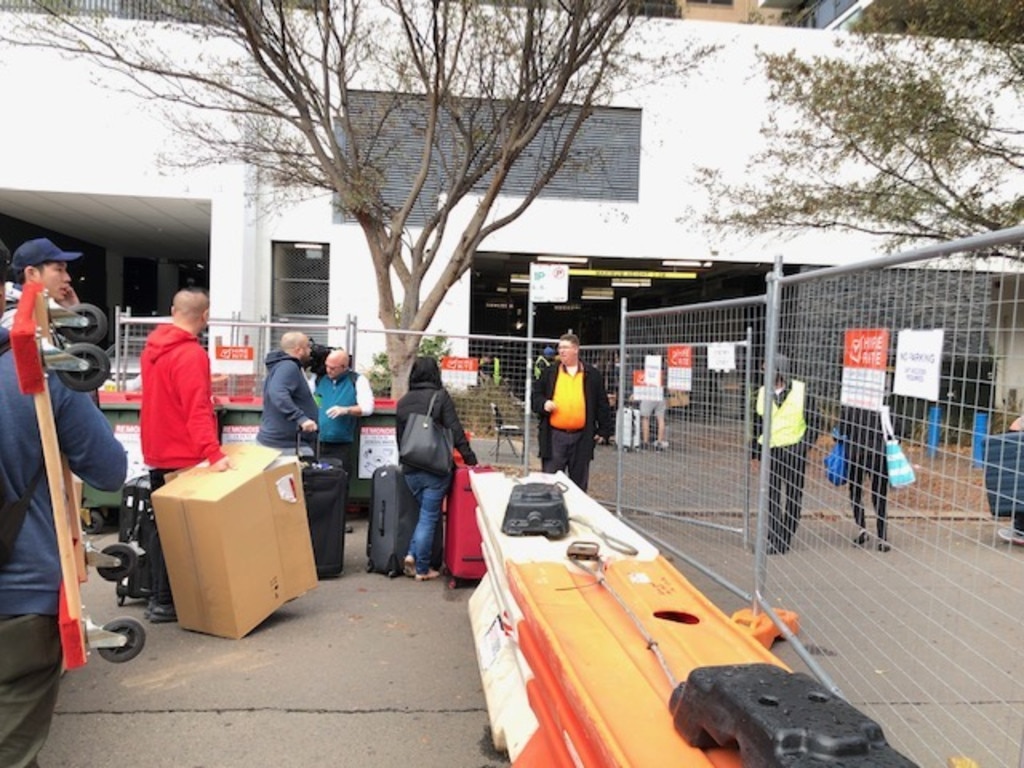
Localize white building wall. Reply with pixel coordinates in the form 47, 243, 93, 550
0, 13, 1007, 359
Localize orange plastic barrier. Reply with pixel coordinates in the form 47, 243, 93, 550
505, 557, 789, 767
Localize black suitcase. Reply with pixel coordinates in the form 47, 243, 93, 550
301, 458, 348, 578
366, 464, 443, 577
115, 475, 155, 605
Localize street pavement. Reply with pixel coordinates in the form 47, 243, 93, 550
38, 516, 510, 768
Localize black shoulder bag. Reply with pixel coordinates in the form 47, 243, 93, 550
399, 391, 454, 476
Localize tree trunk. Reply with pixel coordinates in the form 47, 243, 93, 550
386, 333, 420, 400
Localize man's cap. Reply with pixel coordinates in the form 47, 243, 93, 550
12, 238, 83, 271
543, 346, 556, 357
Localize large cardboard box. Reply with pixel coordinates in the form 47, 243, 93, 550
151, 444, 317, 639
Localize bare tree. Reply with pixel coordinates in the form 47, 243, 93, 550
4, 0, 708, 394
698, 0, 1024, 253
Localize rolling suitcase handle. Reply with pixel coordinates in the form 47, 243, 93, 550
295, 429, 322, 462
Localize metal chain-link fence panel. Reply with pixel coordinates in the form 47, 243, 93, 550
612, 226, 1024, 766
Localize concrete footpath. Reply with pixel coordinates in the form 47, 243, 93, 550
39, 517, 511, 768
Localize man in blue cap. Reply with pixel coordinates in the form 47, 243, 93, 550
3, 239, 83, 328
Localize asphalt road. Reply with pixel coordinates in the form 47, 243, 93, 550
38, 517, 510, 768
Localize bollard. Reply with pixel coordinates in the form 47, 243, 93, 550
928, 405, 942, 458
972, 412, 989, 468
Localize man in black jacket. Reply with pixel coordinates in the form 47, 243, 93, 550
532, 333, 612, 492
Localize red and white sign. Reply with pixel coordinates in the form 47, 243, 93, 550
113, 423, 146, 477
666, 345, 692, 392
440, 356, 479, 390
841, 328, 889, 411
212, 345, 256, 375
221, 424, 260, 444
359, 424, 398, 479
632, 367, 663, 402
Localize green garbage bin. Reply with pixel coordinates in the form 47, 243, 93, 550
81, 392, 144, 531
349, 399, 398, 509
218, 396, 264, 445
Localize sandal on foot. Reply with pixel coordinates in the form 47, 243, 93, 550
415, 569, 441, 581
402, 556, 416, 578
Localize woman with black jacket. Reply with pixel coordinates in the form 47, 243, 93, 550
839, 402, 893, 552
395, 356, 477, 580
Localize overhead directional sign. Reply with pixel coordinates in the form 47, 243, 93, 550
569, 269, 697, 279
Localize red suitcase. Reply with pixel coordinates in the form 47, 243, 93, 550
444, 465, 495, 585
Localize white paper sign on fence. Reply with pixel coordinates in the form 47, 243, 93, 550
893, 329, 944, 401
707, 343, 736, 372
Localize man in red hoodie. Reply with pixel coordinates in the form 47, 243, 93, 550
140, 287, 230, 623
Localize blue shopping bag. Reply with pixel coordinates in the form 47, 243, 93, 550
824, 437, 847, 487
886, 439, 916, 487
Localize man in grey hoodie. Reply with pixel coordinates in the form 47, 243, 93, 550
257, 332, 319, 454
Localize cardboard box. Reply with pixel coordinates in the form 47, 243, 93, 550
666, 390, 690, 409
151, 444, 317, 639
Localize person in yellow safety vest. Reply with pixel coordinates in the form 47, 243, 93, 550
751, 353, 822, 555
533, 346, 556, 380
479, 356, 501, 386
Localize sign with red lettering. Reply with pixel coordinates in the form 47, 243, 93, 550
440, 356, 479, 389
221, 424, 260, 445
667, 344, 692, 392
212, 345, 255, 375
358, 424, 398, 479
632, 365, 663, 401
841, 329, 889, 411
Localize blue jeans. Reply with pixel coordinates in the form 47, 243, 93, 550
403, 468, 451, 575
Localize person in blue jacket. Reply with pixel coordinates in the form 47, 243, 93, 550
0, 322, 127, 767
257, 332, 319, 454
315, 347, 374, 474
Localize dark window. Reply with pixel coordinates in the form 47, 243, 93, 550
270, 241, 330, 346
335, 91, 642, 227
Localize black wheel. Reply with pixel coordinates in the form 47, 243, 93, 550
366, 559, 374, 573
59, 303, 108, 345
55, 343, 111, 392
81, 509, 107, 535
96, 543, 138, 582
96, 618, 146, 663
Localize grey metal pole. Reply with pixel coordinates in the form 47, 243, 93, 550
615, 297, 628, 516
523, 294, 535, 473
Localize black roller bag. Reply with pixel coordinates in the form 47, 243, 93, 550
367, 464, 443, 577
300, 455, 348, 579
115, 475, 155, 604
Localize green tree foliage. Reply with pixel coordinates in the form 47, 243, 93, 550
699, 0, 1024, 250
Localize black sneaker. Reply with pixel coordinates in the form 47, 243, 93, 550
148, 603, 178, 624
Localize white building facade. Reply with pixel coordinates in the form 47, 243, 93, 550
0, 13, 963, 355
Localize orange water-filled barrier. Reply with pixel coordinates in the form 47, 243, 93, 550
468, 470, 790, 766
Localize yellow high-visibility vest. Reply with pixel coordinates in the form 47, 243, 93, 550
756, 380, 807, 448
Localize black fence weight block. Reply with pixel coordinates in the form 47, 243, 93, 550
669, 664, 918, 767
